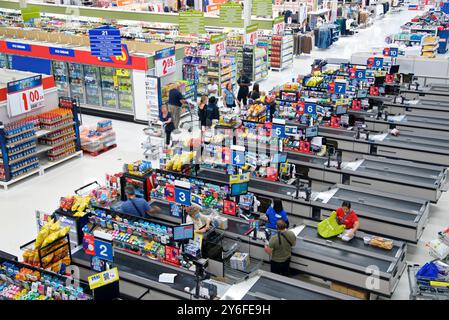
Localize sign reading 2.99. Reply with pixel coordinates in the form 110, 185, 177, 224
7, 75, 44, 118
155, 47, 176, 77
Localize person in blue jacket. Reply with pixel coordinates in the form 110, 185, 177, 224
264, 198, 289, 230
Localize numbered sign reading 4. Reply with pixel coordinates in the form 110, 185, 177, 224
155, 47, 176, 77
7, 75, 44, 118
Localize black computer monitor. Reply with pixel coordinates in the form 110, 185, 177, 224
389, 65, 400, 74
336, 105, 348, 115
230, 182, 249, 197
305, 126, 319, 138
374, 76, 385, 86
173, 224, 195, 241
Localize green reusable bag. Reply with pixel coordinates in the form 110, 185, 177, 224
317, 211, 346, 238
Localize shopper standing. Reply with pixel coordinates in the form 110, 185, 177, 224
168, 83, 186, 130
264, 219, 296, 276
198, 95, 208, 129
263, 198, 289, 230
237, 70, 251, 107
223, 81, 236, 109
248, 83, 261, 101
160, 105, 175, 147
205, 96, 220, 127
207, 78, 219, 98
121, 185, 161, 218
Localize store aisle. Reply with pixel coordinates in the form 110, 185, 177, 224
0, 8, 442, 300
259, 9, 421, 93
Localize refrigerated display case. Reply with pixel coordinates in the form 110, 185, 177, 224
83, 65, 101, 106
100, 67, 118, 110
68, 63, 85, 104
117, 69, 133, 112
52, 61, 70, 97
0, 53, 9, 68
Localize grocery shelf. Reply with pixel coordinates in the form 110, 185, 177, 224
39, 150, 83, 173
5, 128, 36, 139
0, 169, 40, 191
36, 121, 76, 138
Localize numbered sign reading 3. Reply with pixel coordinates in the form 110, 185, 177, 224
155, 47, 176, 77
7, 75, 44, 118
94, 238, 114, 262
175, 187, 191, 206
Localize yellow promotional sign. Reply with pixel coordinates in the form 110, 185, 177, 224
88, 267, 119, 290
229, 172, 250, 184
113, 76, 119, 87
116, 69, 130, 77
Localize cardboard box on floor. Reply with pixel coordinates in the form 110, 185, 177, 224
330, 282, 369, 300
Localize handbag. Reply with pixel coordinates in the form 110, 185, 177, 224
317, 211, 346, 238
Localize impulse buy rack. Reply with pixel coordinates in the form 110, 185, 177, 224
0, 89, 83, 190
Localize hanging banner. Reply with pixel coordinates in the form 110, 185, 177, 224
219, 3, 243, 28
252, 0, 272, 17
21, 5, 41, 22
245, 24, 259, 45
210, 34, 227, 57
179, 10, 206, 35
154, 47, 176, 77
7, 75, 44, 118
273, 15, 285, 35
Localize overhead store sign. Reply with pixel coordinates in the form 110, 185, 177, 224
97, 44, 131, 66
21, 5, 41, 23
219, 3, 243, 28
245, 24, 259, 45
155, 47, 176, 77
7, 75, 44, 118
252, 0, 272, 17
179, 10, 206, 35
49, 47, 75, 57
6, 42, 31, 52
89, 26, 122, 57
273, 15, 285, 35
88, 267, 119, 290
210, 34, 227, 57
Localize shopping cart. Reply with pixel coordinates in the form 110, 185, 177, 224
179, 100, 200, 133
407, 264, 449, 300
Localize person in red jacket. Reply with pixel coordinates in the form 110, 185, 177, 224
336, 201, 360, 241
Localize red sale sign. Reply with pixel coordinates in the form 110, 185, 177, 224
155, 47, 176, 77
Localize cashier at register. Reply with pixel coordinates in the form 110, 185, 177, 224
263, 198, 289, 230
186, 206, 211, 233
121, 185, 161, 218
336, 201, 360, 240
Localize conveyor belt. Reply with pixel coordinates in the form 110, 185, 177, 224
381, 133, 449, 152
72, 250, 197, 293
227, 219, 253, 236
355, 159, 441, 187
299, 224, 400, 258
325, 188, 421, 221
243, 277, 337, 300
402, 114, 449, 127
295, 226, 392, 273
286, 152, 328, 165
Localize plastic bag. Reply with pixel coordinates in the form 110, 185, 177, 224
317, 211, 346, 238
417, 262, 439, 280
427, 239, 449, 260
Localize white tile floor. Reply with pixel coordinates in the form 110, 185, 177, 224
0, 8, 446, 300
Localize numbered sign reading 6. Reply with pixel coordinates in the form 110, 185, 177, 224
7, 75, 45, 118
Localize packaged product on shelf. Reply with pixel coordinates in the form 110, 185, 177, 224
80, 121, 117, 154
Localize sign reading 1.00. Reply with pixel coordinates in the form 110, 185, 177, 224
7, 75, 44, 118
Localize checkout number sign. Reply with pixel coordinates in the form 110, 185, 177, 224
335, 82, 347, 94
94, 239, 114, 262
271, 124, 286, 138
356, 69, 366, 80
304, 103, 317, 115
7, 75, 45, 118
155, 47, 176, 77
232, 150, 245, 166
175, 186, 191, 206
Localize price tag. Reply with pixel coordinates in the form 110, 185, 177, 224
88, 267, 120, 290
7, 75, 45, 118
304, 103, 317, 115
175, 187, 191, 206
271, 124, 286, 138
210, 34, 227, 57
94, 238, 114, 262
155, 47, 176, 77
